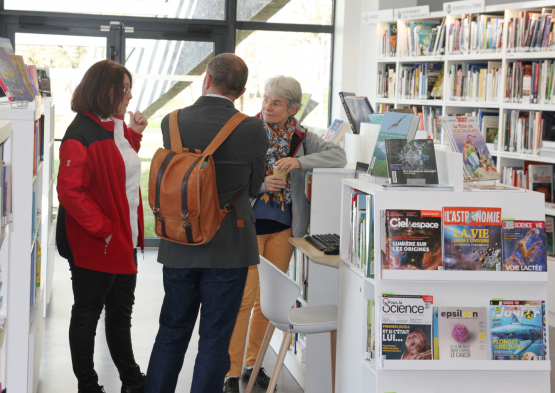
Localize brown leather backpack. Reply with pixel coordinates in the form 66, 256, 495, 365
148, 109, 248, 245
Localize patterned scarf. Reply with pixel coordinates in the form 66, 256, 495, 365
261, 116, 295, 208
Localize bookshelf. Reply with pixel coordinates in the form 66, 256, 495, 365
0, 120, 11, 388
372, 1, 555, 162
271, 166, 354, 392
40, 96, 55, 315
0, 101, 47, 393
335, 149, 550, 392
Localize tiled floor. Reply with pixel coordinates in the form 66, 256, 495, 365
38, 250, 303, 393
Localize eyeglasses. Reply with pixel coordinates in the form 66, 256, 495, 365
119, 86, 132, 96
262, 97, 287, 109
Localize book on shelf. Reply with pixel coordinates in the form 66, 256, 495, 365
384, 139, 439, 185
36, 68, 51, 97
323, 119, 350, 144
442, 206, 502, 271
294, 93, 311, 122
298, 97, 319, 124
365, 194, 374, 279
0, 47, 34, 102
8, 55, 35, 98
464, 184, 526, 192
435, 307, 488, 360
546, 215, 554, 257
380, 23, 397, 57
507, 9, 555, 53
399, 20, 444, 57
505, 60, 555, 104
439, 116, 500, 181
478, 110, 499, 145
449, 62, 502, 102
381, 209, 443, 270
502, 220, 547, 272
366, 300, 375, 362
379, 295, 434, 360
376, 103, 394, 113
0, 38, 13, 55
448, 14, 504, 55
500, 165, 526, 189
27, 65, 40, 98
349, 192, 367, 269
368, 112, 420, 178
398, 63, 443, 100
528, 164, 553, 202
490, 301, 544, 360
339, 92, 374, 135
377, 64, 396, 99
503, 111, 555, 155
290, 249, 308, 301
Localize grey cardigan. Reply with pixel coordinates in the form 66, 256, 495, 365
254, 124, 347, 237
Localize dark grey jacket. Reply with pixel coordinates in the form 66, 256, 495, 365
157, 96, 267, 268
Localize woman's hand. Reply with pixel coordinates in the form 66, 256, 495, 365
275, 157, 301, 175
265, 175, 287, 192
128, 111, 148, 134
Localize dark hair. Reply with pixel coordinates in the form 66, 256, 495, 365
71, 60, 132, 118
206, 53, 248, 98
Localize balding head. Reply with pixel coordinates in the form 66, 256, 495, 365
205, 53, 249, 99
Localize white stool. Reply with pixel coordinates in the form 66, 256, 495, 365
246, 256, 338, 393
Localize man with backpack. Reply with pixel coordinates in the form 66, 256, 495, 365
145, 53, 267, 393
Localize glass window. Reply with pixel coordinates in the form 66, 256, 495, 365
5, 0, 225, 20
238, 0, 333, 25
236, 30, 332, 129
126, 38, 214, 238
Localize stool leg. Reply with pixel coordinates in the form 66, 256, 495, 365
267, 331, 292, 393
246, 323, 275, 393
330, 330, 337, 393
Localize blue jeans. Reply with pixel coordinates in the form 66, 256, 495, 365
145, 266, 248, 393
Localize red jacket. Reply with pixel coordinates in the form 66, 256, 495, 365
56, 111, 144, 274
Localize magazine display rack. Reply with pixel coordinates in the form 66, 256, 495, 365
335, 149, 550, 392
0, 101, 49, 393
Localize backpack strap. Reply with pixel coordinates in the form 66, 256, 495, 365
222, 186, 246, 228
203, 112, 248, 156
169, 109, 183, 153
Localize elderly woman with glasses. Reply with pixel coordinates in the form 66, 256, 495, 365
223, 75, 347, 393
56, 60, 147, 393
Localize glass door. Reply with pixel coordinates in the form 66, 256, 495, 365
124, 38, 215, 243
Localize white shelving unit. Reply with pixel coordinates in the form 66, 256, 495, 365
271, 166, 355, 392
0, 120, 11, 388
372, 0, 555, 164
40, 96, 55, 315
1, 101, 46, 393
335, 148, 550, 392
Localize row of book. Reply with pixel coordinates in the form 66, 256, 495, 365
288, 249, 308, 301
398, 20, 446, 57
376, 64, 395, 99
0, 154, 12, 249
349, 192, 374, 279
499, 162, 555, 204
501, 110, 555, 155
507, 9, 555, 52
367, 296, 547, 363
380, 23, 397, 57
505, 60, 555, 105
398, 63, 443, 100
448, 62, 502, 102
0, 39, 51, 103
447, 14, 504, 55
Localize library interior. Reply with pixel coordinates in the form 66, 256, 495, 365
2, 0, 555, 392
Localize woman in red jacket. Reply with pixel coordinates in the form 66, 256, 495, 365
56, 60, 147, 393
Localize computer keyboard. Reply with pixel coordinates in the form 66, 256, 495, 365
304, 234, 340, 251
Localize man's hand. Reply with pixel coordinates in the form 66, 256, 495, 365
128, 111, 148, 134
265, 175, 287, 192
275, 157, 301, 175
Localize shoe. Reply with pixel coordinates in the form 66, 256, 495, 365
241, 366, 273, 389
223, 377, 239, 393
121, 373, 145, 393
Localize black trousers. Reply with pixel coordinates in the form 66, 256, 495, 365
69, 251, 142, 392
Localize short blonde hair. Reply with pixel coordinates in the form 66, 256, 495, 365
264, 75, 302, 110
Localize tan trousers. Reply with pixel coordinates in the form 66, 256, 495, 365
226, 228, 295, 377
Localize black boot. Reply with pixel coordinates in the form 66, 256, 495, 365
241, 366, 273, 389
223, 377, 240, 393
121, 374, 145, 393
